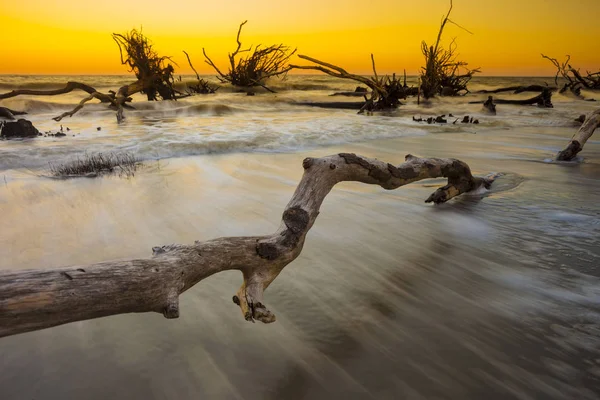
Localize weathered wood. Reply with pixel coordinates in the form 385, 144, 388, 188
0, 153, 494, 338
420, 0, 479, 98
557, 108, 600, 161
290, 55, 415, 113
0, 81, 99, 100
203, 21, 296, 91
542, 54, 600, 98
469, 89, 553, 108
476, 85, 557, 94
0, 107, 27, 120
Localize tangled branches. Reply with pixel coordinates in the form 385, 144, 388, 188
542, 54, 600, 98
420, 0, 479, 99
112, 29, 177, 101
291, 54, 416, 114
203, 21, 296, 92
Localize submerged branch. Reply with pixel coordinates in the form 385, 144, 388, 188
557, 108, 600, 161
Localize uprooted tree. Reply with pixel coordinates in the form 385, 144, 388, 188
542, 54, 600, 98
557, 108, 600, 161
112, 29, 178, 102
203, 21, 296, 92
420, 0, 479, 99
0, 29, 180, 123
290, 54, 417, 114
0, 153, 495, 338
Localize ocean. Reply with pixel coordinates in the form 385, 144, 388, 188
0, 75, 599, 399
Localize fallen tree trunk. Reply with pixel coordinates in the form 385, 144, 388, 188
0, 153, 494, 338
469, 89, 553, 108
557, 108, 600, 161
476, 85, 557, 94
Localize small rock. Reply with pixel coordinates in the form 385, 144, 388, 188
96, 127, 101, 131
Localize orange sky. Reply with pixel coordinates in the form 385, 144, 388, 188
1, 0, 599, 76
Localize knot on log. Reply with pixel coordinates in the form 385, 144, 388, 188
282, 207, 309, 234
256, 242, 279, 260
302, 157, 314, 169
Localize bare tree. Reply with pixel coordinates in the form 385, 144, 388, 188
203, 21, 296, 92
420, 0, 479, 99
542, 54, 600, 98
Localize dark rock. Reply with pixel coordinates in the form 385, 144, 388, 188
55, 132, 67, 137
0, 119, 41, 139
461, 116, 470, 124
575, 114, 586, 124
96, 126, 102, 131
355, 86, 368, 93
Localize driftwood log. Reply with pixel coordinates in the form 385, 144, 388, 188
0, 81, 141, 123
0, 153, 494, 338
469, 89, 553, 108
476, 85, 557, 94
557, 108, 600, 161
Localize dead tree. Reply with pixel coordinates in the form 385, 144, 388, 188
182, 51, 219, 94
290, 54, 417, 114
203, 21, 296, 92
542, 54, 600, 98
420, 0, 479, 99
0, 153, 495, 338
0, 30, 179, 122
557, 108, 600, 161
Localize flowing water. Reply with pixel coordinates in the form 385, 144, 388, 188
0, 75, 599, 399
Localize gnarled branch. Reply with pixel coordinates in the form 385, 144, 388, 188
0, 153, 494, 338
290, 55, 416, 114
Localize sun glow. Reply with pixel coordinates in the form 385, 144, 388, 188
1, 0, 599, 75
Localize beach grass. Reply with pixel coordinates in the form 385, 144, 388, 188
48, 152, 140, 178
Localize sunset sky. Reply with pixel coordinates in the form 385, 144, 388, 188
1, 0, 599, 76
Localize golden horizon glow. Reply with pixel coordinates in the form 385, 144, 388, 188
1, 0, 599, 76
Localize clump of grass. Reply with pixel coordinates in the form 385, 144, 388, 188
48, 152, 140, 178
